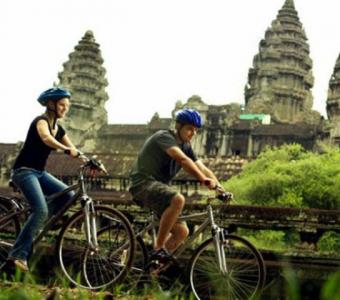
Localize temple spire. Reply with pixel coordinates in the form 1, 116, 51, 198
57, 30, 109, 149
244, 0, 316, 124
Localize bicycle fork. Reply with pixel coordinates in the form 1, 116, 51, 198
83, 197, 98, 251
209, 206, 228, 275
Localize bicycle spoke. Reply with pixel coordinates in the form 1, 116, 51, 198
57, 206, 135, 290
189, 235, 265, 300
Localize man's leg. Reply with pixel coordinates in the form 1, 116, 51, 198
155, 193, 185, 250
165, 222, 189, 252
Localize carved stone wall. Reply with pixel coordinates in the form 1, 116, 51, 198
173, 95, 242, 157
0, 143, 18, 185
96, 124, 150, 155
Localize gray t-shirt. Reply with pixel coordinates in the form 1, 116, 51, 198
130, 130, 197, 187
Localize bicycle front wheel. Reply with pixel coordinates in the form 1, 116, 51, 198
56, 205, 135, 290
189, 234, 265, 300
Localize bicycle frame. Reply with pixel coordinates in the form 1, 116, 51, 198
130, 193, 265, 299
136, 202, 228, 271
0, 165, 100, 251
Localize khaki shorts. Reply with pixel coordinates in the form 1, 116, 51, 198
130, 181, 178, 218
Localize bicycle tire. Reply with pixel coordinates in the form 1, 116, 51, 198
56, 205, 136, 290
188, 234, 266, 300
0, 197, 21, 269
122, 235, 149, 291
96, 225, 148, 291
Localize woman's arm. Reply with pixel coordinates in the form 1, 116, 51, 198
36, 120, 78, 157
60, 134, 76, 149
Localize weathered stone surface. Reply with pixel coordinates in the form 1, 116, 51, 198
57, 30, 109, 150
244, 0, 320, 124
2, 0, 340, 187
174, 95, 242, 156
0, 143, 18, 185
327, 53, 340, 147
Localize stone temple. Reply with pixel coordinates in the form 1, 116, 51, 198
57, 30, 109, 150
59, 0, 337, 157
327, 53, 340, 146
245, 0, 316, 124
0, 0, 339, 183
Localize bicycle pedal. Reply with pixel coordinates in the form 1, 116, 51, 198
146, 260, 160, 271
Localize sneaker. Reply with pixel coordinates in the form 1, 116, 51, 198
13, 259, 29, 272
147, 248, 177, 276
149, 248, 174, 264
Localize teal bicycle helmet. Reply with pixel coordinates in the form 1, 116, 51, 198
37, 87, 71, 106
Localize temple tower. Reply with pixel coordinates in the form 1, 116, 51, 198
326, 53, 340, 147
245, 0, 315, 123
57, 30, 109, 149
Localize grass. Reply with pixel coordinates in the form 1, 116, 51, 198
1, 266, 340, 299
0, 266, 194, 300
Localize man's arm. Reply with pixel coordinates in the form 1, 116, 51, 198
195, 160, 218, 182
165, 146, 216, 189
195, 160, 224, 191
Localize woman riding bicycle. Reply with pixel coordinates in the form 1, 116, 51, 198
129, 108, 225, 263
7, 87, 81, 272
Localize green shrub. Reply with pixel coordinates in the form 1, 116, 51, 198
224, 144, 340, 209
317, 231, 340, 253
321, 270, 340, 300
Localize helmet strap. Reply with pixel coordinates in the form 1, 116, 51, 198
175, 123, 185, 144
45, 102, 58, 130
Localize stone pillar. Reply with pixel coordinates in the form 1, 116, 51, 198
247, 134, 253, 157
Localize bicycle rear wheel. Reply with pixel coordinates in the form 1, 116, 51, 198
189, 234, 265, 300
121, 235, 148, 291
56, 205, 135, 290
0, 197, 20, 269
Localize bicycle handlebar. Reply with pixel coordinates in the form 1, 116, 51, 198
202, 180, 233, 203
216, 191, 233, 202
76, 152, 108, 175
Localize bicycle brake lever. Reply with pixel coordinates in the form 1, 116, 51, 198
100, 164, 108, 175
87, 158, 108, 175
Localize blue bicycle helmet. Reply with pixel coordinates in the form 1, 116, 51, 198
175, 108, 203, 128
37, 87, 71, 106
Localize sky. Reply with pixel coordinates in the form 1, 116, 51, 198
1, 0, 340, 143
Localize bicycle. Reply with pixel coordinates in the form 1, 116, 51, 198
127, 188, 266, 300
0, 155, 136, 290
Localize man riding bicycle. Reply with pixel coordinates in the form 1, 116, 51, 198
129, 108, 224, 262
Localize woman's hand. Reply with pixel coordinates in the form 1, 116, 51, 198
64, 148, 81, 158
202, 178, 218, 190
216, 183, 225, 193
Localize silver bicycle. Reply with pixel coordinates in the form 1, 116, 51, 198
0, 155, 135, 290
129, 190, 266, 300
